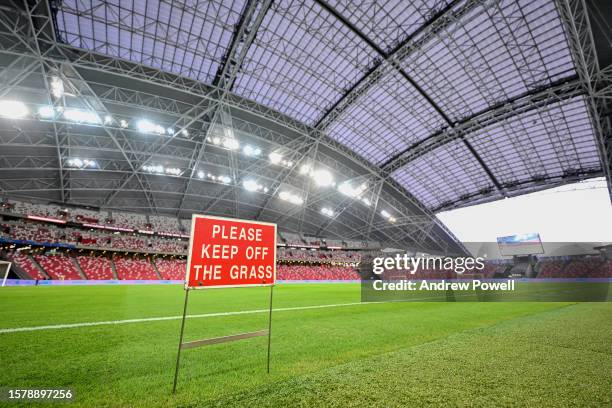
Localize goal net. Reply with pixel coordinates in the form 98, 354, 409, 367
0, 261, 11, 287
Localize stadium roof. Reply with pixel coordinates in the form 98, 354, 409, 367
0, 0, 609, 253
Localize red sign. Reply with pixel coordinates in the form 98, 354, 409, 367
185, 215, 277, 289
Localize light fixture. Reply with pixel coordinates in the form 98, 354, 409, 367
279, 191, 303, 205
381, 210, 396, 223
120, 119, 128, 128
38, 106, 55, 118
181, 129, 189, 137
0, 100, 28, 119
63, 109, 101, 124
50, 77, 64, 98
197, 170, 205, 179
222, 138, 239, 150
299, 164, 312, 175
338, 181, 367, 198
218, 175, 232, 184
165, 167, 182, 176
143, 164, 164, 174
311, 169, 334, 187
361, 197, 371, 206
269, 152, 282, 165
167, 127, 175, 135
243, 179, 261, 192
104, 115, 113, 125
321, 207, 334, 217
136, 119, 165, 134
242, 145, 261, 157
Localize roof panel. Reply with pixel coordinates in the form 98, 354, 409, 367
325, 0, 453, 52
392, 140, 495, 209
467, 97, 601, 185
327, 70, 447, 165
55, 0, 246, 84
401, 0, 576, 121
233, 0, 378, 124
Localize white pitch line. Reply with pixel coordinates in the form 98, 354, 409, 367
0, 301, 382, 334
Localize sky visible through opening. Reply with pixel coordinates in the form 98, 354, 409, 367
436, 178, 612, 243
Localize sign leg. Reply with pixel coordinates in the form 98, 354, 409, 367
266, 285, 274, 374
172, 288, 190, 394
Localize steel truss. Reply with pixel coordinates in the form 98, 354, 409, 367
7, 0, 606, 250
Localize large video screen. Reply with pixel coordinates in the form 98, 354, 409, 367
497, 233, 544, 256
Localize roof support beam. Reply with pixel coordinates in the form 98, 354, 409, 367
381, 75, 585, 175
556, 0, 612, 203
312, 0, 503, 192
0, 17, 465, 253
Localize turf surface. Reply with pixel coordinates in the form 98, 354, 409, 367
0, 284, 610, 407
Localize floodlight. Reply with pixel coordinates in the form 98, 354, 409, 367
311, 169, 334, 187
137, 119, 165, 134
218, 176, 232, 184
222, 138, 239, 150
321, 207, 334, 217
269, 152, 282, 165
50, 77, 64, 98
279, 191, 303, 205
63, 109, 101, 124
0, 100, 28, 119
299, 164, 312, 175
338, 181, 367, 198
119, 119, 128, 128
38, 106, 55, 118
181, 129, 189, 137
167, 127, 175, 135
381, 210, 391, 218
104, 115, 113, 125
68, 158, 83, 167
243, 145, 261, 157
165, 167, 182, 176
197, 170, 205, 179
243, 179, 260, 192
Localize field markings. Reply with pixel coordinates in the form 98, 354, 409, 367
0, 301, 384, 334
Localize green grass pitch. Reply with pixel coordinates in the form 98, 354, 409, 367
0, 283, 610, 407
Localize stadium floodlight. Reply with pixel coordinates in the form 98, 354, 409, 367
50, 77, 64, 98
338, 181, 367, 197
299, 164, 312, 175
279, 191, 304, 205
137, 119, 165, 134
143, 164, 164, 174
361, 197, 371, 206
243, 179, 261, 192
63, 109, 101, 124
218, 175, 232, 184
181, 129, 189, 137
68, 158, 83, 167
38, 106, 55, 118
243, 145, 261, 157
311, 169, 334, 187
0, 100, 29, 119
381, 210, 396, 223
104, 115, 113, 125
197, 170, 205, 179
165, 167, 182, 176
119, 119, 128, 128
321, 207, 334, 217
269, 152, 282, 165
167, 127, 175, 135
222, 138, 239, 150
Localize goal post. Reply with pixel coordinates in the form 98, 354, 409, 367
0, 261, 11, 287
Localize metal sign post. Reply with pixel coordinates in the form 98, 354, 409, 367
172, 214, 277, 394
